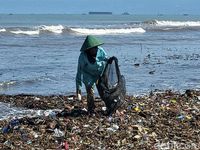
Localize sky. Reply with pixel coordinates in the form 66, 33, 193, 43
0, 0, 200, 15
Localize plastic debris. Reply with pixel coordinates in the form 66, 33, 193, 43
0, 90, 199, 149
3, 140, 14, 149
107, 127, 116, 132
10, 119, 20, 127
48, 111, 57, 119
67, 97, 74, 101
133, 106, 141, 112
83, 124, 90, 128
64, 141, 69, 150
102, 107, 107, 111
177, 115, 185, 120
112, 124, 119, 130
170, 99, 177, 103
2, 125, 11, 134
108, 116, 113, 122
31, 131, 39, 138
185, 115, 192, 120
197, 96, 200, 101
2, 119, 20, 134
107, 124, 119, 132
27, 140, 32, 144
53, 128, 65, 137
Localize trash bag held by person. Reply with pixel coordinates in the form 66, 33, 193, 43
97, 56, 126, 115
76, 35, 108, 114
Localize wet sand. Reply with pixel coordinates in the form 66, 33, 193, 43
0, 90, 200, 149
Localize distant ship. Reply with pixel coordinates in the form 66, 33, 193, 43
157, 14, 164, 16
122, 12, 130, 15
88, 12, 112, 15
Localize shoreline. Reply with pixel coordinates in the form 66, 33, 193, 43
0, 89, 199, 109
0, 89, 200, 149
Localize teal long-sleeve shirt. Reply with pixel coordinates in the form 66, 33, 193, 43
76, 47, 108, 90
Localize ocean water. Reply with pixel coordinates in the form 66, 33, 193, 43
0, 14, 200, 97
1, 14, 200, 119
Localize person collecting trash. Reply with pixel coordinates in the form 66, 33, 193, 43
76, 35, 108, 114
76, 35, 126, 115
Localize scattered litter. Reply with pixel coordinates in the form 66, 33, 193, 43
102, 107, 107, 111
53, 128, 65, 137
0, 90, 199, 149
67, 97, 74, 101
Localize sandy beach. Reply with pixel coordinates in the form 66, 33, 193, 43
0, 89, 200, 149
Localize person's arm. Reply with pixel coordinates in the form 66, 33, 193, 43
99, 47, 109, 61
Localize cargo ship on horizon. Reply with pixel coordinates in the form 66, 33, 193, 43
88, 12, 112, 15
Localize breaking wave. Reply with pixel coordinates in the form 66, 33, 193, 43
71, 27, 145, 35
39, 25, 64, 34
1, 21, 200, 36
156, 20, 200, 27
142, 20, 200, 32
10, 30, 40, 35
1, 25, 65, 35
144, 20, 200, 27
0, 28, 6, 32
0, 25, 145, 36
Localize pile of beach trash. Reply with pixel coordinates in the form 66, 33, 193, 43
0, 89, 200, 149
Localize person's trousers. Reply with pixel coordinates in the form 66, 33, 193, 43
86, 85, 95, 113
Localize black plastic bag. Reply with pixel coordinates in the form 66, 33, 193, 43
97, 56, 126, 115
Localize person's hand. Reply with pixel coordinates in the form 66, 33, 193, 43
77, 93, 82, 101
76, 89, 82, 101
107, 57, 114, 64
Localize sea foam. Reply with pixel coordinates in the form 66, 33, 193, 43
155, 20, 200, 27
39, 25, 64, 34
10, 30, 39, 35
71, 27, 146, 35
0, 28, 6, 32
0, 81, 17, 89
